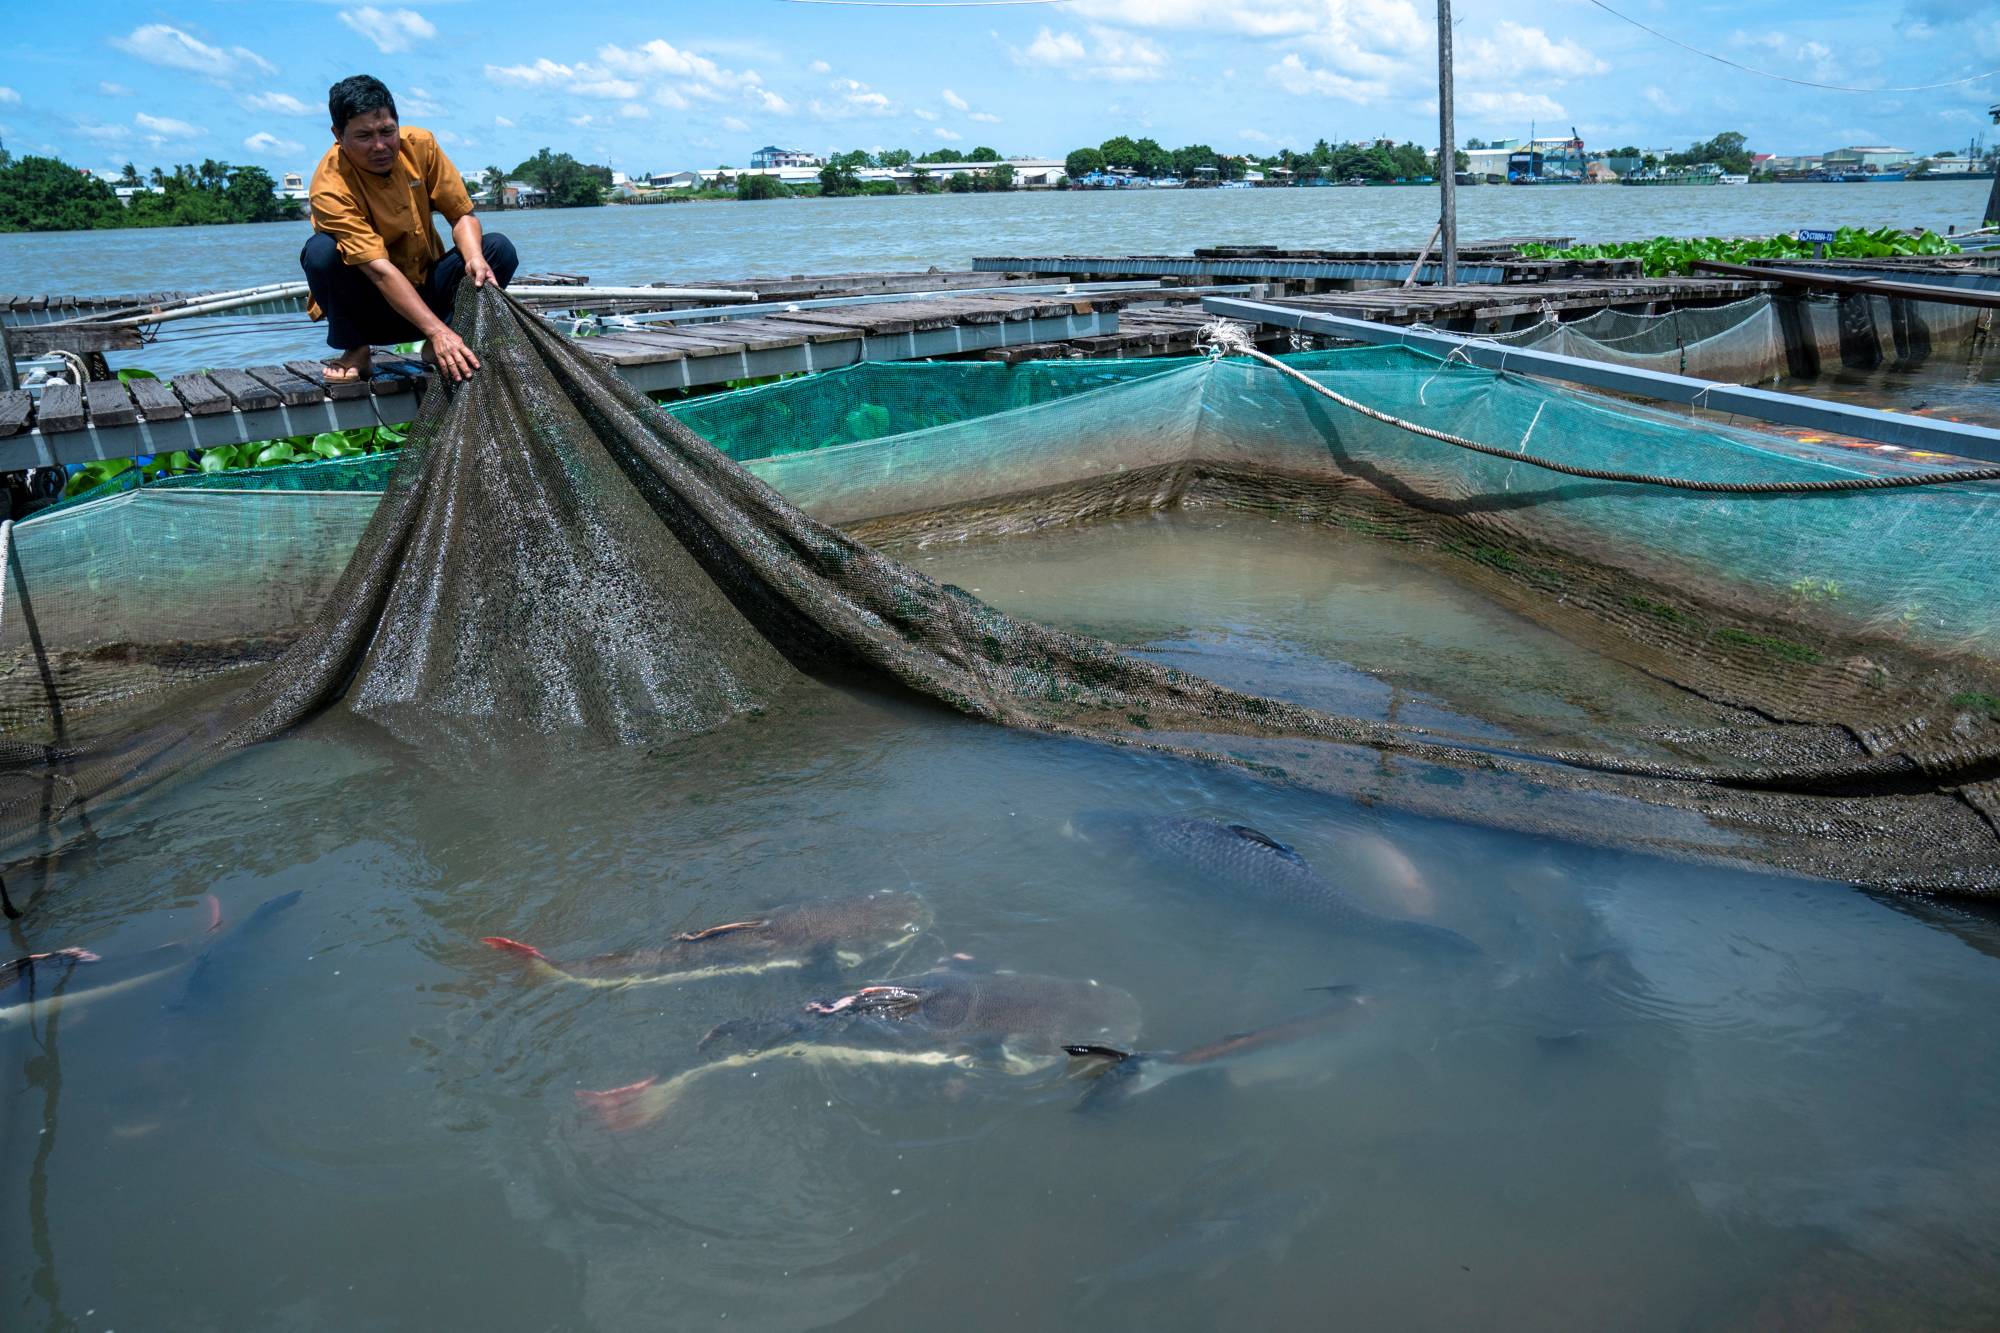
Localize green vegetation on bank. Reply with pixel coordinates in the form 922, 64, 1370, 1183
1520, 227, 1959, 277
0, 141, 300, 233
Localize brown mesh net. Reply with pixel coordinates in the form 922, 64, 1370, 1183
5, 285, 2000, 900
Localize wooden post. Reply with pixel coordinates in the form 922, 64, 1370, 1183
1438, 0, 1458, 286
0, 323, 14, 392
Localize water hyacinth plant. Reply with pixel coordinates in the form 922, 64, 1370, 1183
1520, 227, 1958, 277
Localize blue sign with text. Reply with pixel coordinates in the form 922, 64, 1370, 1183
1797, 228, 1836, 244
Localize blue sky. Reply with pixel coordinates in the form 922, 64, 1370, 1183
2, 1, 1996, 177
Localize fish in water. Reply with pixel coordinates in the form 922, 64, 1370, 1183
1066, 812, 1478, 957
1066, 985, 1375, 1107
483, 888, 932, 987
580, 965, 1141, 1131
1, 895, 223, 1029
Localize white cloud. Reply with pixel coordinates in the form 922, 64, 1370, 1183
98, 82, 131, 97
77, 122, 133, 143
807, 78, 891, 119
750, 88, 792, 114
110, 24, 275, 81
244, 91, 314, 116
569, 113, 595, 127
934, 128, 962, 140
1018, 28, 1087, 65
942, 88, 970, 111
1642, 85, 1680, 115
913, 108, 938, 121
244, 130, 304, 154
572, 77, 641, 99
401, 87, 446, 117
1464, 89, 1568, 120
0, 87, 18, 106
338, 8, 436, 56
487, 58, 575, 87
1012, 25, 1163, 81
1465, 22, 1607, 79
619, 102, 651, 119
136, 112, 202, 138
1268, 53, 1386, 102
969, 111, 1001, 123
494, 115, 514, 128
809, 60, 831, 73
722, 115, 749, 132
1238, 127, 1276, 143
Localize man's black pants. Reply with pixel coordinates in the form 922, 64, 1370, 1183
300, 230, 518, 350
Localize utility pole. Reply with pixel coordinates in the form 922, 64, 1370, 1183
1987, 104, 2000, 229
1438, 0, 1458, 285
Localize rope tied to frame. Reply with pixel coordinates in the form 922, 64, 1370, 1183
1194, 320, 2000, 495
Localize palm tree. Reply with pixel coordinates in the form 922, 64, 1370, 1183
120, 161, 140, 186
149, 165, 166, 187
484, 163, 506, 207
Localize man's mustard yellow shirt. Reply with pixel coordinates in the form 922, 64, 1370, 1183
307, 128, 473, 316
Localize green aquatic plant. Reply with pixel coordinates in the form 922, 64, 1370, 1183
1520, 227, 1959, 277
60, 420, 408, 500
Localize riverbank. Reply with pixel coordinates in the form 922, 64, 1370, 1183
8, 180, 1993, 289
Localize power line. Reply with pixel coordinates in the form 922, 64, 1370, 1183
1584, 0, 2000, 92
777, 1, 1072, 7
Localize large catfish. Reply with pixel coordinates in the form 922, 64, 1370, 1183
1067, 812, 1479, 957
483, 888, 932, 987
580, 965, 1141, 1131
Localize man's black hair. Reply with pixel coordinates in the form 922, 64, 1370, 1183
328, 75, 398, 134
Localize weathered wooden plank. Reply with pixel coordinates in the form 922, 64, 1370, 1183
785, 307, 917, 335
205, 368, 280, 411
0, 391, 31, 437
682, 318, 810, 351
573, 334, 690, 367
617, 328, 746, 359
82, 379, 137, 428
125, 375, 185, 421
6, 323, 144, 356
35, 383, 84, 434
244, 364, 328, 408
170, 372, 235, 416
710, 315, 862, 345
285, 359, 369, 402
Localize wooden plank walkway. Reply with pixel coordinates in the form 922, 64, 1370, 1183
1254, 276, 1778, 333
0, 289, 1119, 468
972, 253, 1641, 285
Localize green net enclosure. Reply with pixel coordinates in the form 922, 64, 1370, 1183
1483, 292, 1984, 383
7, 286, 2000, 896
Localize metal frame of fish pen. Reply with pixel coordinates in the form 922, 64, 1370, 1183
1201, 296, 2000, 462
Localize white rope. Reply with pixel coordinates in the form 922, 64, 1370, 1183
1183, 320, 2000, 493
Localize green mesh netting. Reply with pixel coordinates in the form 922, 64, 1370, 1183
1486, 292, 1984, 383
8, 287, 2000, 895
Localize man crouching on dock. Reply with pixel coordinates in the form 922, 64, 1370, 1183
301, 74, 517, 383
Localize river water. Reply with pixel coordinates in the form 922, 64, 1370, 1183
6, 509, 1999, 1330
1, 179, 1993, 379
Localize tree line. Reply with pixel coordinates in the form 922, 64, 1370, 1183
0, 142, 300, 233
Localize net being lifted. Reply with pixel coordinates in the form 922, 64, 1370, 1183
6, 284, 2000, 900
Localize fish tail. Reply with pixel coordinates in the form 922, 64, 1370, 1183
203, 894, 223, 933
482, 936, 550, 963
575, 1076, 667, 1133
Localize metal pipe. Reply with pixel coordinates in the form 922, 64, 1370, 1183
1403, 221, 1444, 290
1688, 260, 2000, 310
603, 281, 1263, 328
1200, 295, 2000, 460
